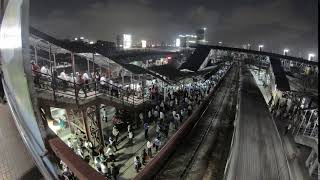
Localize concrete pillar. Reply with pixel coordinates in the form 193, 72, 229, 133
305, 149, 315, 166
87, 58, 90, 74
53, 53, 56, 71
92, 53, 95, 73
34, 46, 38, 64
48, 44, 52, 73
71, 52, 76, 77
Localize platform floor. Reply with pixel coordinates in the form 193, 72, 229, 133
225, 65, 291, 180
0, 104, 42, 180
250, 68, 316, 180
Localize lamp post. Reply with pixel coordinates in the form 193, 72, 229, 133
308, 53, 315, 61
203, 27, 206, 43
259, 45, 264, 51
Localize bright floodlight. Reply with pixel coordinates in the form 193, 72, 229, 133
219, 41, 222, 44
259, 45, 264, 51
283, 49, 289, 55
74, 38, 78, 40
80, 37, 84, 40
141, 40, 147, 48
123, 34, 132, 49
203, 27, 207, 30
308, 53, 315, 61
176, 38, 181, 47
89, 41, 94, 44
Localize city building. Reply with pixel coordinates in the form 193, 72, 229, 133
116, 34, 122, 49
123, 34, 132, 49
178, 34, 197, 48
195, 28, 207, 44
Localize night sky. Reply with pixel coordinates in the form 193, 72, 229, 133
30, 0, 318, 58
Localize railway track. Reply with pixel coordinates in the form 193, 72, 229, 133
155, 63, 239, 180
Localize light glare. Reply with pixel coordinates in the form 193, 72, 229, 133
176, 38, 181, 47
141, 40, 147, 48
123, 34, 132, 49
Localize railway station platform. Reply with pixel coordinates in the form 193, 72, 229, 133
225, 64, 291, 180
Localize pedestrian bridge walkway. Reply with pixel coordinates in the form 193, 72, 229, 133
34, 71, 149, 109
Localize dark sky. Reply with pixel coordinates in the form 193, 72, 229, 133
30, 0, 318, 58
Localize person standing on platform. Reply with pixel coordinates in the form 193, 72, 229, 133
112, 126, 119, 144
144, 122, 149, 139
139, 112, 144, 123
153, 108, 159, 124
155, 123, 160, 138
154, 137, 161, 152
101, 107, 108, 122
100, 74, 107, 92
110, 163, 119, 180
127, 124, 131, 133
134, 156, 141, 172
141, 149, 147, 165
109, 136, 117, 151
100, 161, 109, 177
31, 61, 41, 87
284, 123, 292, 135
148, 110, 153, 123
82, 71, 91, 91
76, 74, 88, 98
147, 140, 153, 157
105, 145, 116, 162
159, 111, 164, 124
128, 130, 133, 145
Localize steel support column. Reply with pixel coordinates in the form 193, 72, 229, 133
95, 103, 104, 147
81, 108, 91, 142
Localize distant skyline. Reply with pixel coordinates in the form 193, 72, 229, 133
30, 0, 318, 58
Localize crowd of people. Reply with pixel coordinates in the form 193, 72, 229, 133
31, 61, 135, 99
59, 67, 226, 179
41, 59, 229, 179
269, 93, 318, 136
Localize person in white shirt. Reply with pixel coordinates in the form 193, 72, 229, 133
40, 66, 49, 76
134, 156, 141, 172
174, 113, 181, 124
100, 75, 107, 91
128, 130, 133, 144
94, 156, 101, 170
59, 71, 67, 80
82, 72, 91, 91
154, 137, 161, 152
100, 161, 109, 176
82, 72, 90, 81
159, 111, 164, 122
172, 110, 176, 117
146, 140, 153, 157
66, 138, 73, 148
139, 112, 144, 122
105, 145, 115, 162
